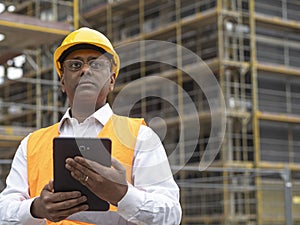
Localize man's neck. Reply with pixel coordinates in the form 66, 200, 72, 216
70, 103, 105, 123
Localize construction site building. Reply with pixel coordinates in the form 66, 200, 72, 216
0, 0, 300, 224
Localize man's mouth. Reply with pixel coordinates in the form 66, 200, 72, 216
78, 79, 95, 86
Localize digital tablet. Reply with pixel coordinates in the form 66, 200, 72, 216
53, 137, 112, 211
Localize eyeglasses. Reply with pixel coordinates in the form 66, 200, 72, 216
63, 59, 111, 72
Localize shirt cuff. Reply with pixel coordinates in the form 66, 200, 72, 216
117, 183, 145, 219
21, 198, 46, 225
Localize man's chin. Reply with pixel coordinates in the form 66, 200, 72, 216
74, 86, 100, 98
73, 93, 98, 107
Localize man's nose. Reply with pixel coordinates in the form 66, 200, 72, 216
81, 63, 91, 75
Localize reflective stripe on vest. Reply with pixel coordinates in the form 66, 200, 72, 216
27, 114, 145, 225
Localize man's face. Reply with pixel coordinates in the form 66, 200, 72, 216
60, 49, 116, 112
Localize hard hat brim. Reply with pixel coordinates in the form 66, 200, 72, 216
54, 42, 120, 78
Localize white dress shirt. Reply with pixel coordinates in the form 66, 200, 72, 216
0, 104, 182, 225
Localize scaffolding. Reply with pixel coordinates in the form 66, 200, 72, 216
1, 0, 300, 224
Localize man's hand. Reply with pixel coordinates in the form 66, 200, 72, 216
65, 157, 128, 206
30, 180, 88, 222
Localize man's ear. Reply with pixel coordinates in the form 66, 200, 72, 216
60, 73, 66, 93
109, 73, 116, 92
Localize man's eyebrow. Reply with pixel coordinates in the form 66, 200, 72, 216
92, 55, 112, 61
68, 56, 84, 60
88, 56, 103, 61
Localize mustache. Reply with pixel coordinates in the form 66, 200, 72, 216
77, 75, 110, 88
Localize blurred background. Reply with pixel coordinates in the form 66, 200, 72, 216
0, 0, 300, 224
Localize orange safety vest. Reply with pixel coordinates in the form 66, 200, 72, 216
27, 114, 145, 225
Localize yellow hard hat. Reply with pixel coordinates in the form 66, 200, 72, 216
54, 27, 120, 77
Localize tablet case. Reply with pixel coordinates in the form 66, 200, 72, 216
53, 137, 111, 211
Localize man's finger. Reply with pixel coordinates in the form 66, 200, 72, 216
111, 158, 125, 171
48, 180, 54, 192
73, 156, 92, 168
74, 156, 110, 176
66, 157, 90, 174
74, 156, 102, 171
52, 191, 83, 203
43, 180, 54, 192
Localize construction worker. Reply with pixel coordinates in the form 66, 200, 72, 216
0, 27, 182, 225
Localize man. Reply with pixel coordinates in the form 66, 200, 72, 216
0, 27, 182, 225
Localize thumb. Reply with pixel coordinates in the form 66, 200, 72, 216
111, 158, 125, 171
44, 180, 54, 192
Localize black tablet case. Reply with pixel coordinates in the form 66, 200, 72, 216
53, 137, 111, 211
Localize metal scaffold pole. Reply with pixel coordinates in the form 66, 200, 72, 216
281, 168, 293, 225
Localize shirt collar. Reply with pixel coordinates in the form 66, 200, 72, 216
58, 103, 113, 132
